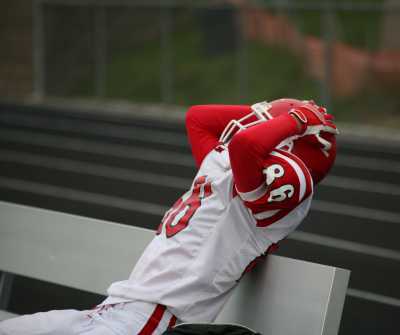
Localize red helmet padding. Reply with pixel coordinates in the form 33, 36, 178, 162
292, 133, 337, 185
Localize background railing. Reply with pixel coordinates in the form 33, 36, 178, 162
24, 0, 400, 124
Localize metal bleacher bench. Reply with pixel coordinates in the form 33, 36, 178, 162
0, 201, 350, 334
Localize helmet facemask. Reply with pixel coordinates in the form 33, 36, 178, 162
219, 101, 273, 144
220, 98, 338, 184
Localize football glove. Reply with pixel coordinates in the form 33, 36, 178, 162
288, 102, 339, 136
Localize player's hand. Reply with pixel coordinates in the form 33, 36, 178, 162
288, 103, 338, 136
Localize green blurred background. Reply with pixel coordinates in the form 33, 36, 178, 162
1, 0, 400, 127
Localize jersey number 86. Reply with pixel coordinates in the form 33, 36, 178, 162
157, 176, 212, 238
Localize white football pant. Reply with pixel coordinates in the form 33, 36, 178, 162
0, 301, 177, 335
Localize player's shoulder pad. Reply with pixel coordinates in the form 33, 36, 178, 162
241, 149, 313, 227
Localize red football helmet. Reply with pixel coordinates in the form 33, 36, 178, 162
219, 98, 338, 185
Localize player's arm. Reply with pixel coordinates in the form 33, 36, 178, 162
185, 105, 252, 167
229, 112, 303, 198
229, 102, 337, 228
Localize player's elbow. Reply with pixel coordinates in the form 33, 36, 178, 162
185, 105, 202, 129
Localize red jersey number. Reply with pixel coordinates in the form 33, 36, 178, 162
157, 176, 212, 238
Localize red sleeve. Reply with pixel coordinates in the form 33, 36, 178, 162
228, 113, 301, 194
228, 113, 314, 227
185, 105, 252, 167
243, 149, 314, 227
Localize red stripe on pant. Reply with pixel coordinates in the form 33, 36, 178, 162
138, 304, 166, 335
168, 315, 177, 329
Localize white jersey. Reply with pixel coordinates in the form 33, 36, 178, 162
104, 145, 314, 322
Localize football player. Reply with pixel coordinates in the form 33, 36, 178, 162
0, 98, 338, 335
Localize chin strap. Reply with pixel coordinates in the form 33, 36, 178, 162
316, 134, 333, 157
303, 124, 339, 157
